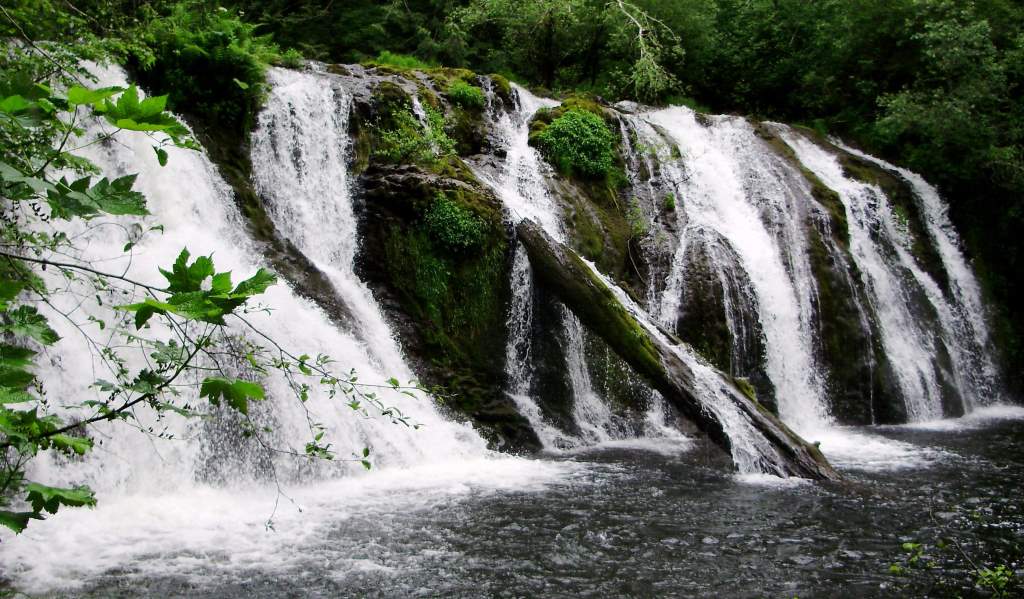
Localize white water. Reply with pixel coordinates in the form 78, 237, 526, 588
581, 259, 788, 474
477, 84, 677, 449
779, 128, 994, 420
0, 64, 569, 591
640, 108, 830, 432
834, 141, 1002, 409
503, 245, 576, 448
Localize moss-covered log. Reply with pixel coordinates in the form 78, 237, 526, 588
516, 220, 840, 481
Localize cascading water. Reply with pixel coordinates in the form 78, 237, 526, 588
475, 84, 671, 449
779, 127, 998, 420
834, 140, 1002, 409
0, 64, 545, 592
639, 107, 831, 432
580, 259, 788, 474
4, 57, 1020, 598
503, 245, 576, 447
251, 67, 409, 381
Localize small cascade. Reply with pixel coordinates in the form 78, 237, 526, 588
641, 107, 831, 432
563, 313, 622, 443
780, 128, 998, 419
580, 259, 789, 474
503, 245, 575, 447
834, 141, 1002, 409
474, 83, 650, 448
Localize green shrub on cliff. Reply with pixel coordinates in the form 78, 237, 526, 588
447, 79, 486, 110
425, 194, 487, 249
534, 109, 615, 179
373, 106, 455, 165
132, 4, 281, 133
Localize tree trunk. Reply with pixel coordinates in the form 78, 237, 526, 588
516, 220, 840, 481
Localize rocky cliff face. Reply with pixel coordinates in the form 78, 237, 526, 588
189, 61, 1003, 455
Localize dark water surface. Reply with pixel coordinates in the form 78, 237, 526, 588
26, 413, 1024, 598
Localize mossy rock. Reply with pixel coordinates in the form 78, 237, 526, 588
805, 221, 902, 423
733, 377, 757, 402
356, 163, 523, 447
487, 74, 513, 104
448, 106, 487, 156
752, 122, 850, 245
836, 152, 951, 296
669, 237, 776, 413
370, 81, 413, 127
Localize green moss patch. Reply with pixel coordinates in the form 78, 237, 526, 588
446, 79, 486, 110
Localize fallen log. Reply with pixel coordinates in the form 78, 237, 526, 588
516, 220, 840, 480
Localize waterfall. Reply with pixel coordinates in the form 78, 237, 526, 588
475, 83, 665, 449
28, 63, 488, 486
0, 64, 510, 590
779, 128, 997, 420
503, 245, 576, 447
834, 141, 1002, 409
251, 67, 409, 382
639, 107, 831, 432
580, 259, 788, 474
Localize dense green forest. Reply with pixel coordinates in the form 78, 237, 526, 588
3, 0, 1022, 383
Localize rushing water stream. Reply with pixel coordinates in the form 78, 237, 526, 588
1, 65, 1019, 597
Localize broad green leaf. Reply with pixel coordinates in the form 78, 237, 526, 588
112, 85, 139, 117
113, 118, 173, 132
0, 160, 54, 194
138, 95, 168, 118
0, 387, 35, 404
66, 86, 124, 106
0, 510, 42, 534
200, 377, 265, 415
155, 402, 201, 418
50, 434, 93, 455
150, 340, 186, 366
3, 306, 60, 345
211, 272, 233, 294
24, 483, 97, 514
154, 146, 168, 167
159, 249, 215, 292
0, 344, 34, 367
231, 269, 276, 297
0, 95, 31, 114
0, 278, 25, 309
47, 174, 147, 219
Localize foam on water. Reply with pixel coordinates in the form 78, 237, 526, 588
3, 457, 579, 593
811, 427, 953, 471
894, 404, 1024, 432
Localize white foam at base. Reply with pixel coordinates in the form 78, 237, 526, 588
809, 427, 952, 471
893, 404, 1024, 432
733, 473, 812, 487
0, 457, 578, 593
